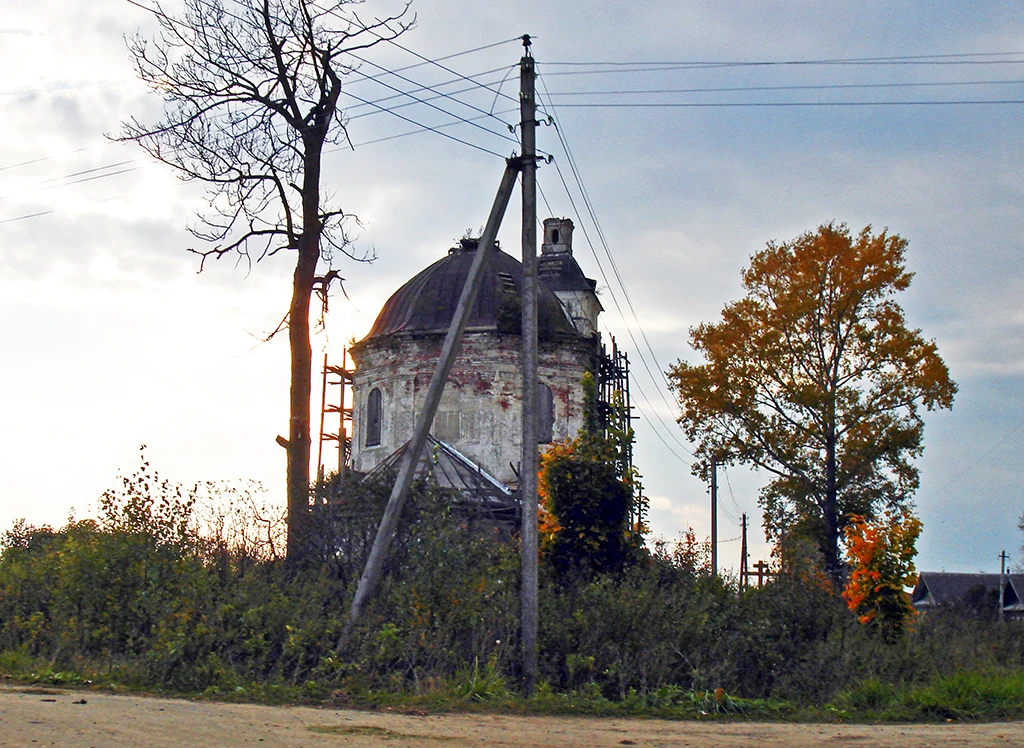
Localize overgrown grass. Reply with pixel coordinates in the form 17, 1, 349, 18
5, 649, 1024, 723
3, 458, 1024, 723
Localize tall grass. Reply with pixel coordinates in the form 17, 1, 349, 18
2, 457, 1024, 720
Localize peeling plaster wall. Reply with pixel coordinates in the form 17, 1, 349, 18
350, 331, 596, 486
553, 289, 602, 338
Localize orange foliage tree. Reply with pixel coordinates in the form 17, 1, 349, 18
842, 509, 922, 642
668, 223, 956, 588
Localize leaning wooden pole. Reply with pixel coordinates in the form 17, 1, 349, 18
341, 161, 520, 644
518, 36, 540, 694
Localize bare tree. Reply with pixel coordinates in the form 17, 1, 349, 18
119, 0, 411, 563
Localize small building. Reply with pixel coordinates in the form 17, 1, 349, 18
911, 572, 1024, 618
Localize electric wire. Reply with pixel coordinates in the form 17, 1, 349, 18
543, 153, 692, 468
0, 160, 143, 201
540, 50, 1024, 73
0, 165, 141, 202
359, 25, 523, 107
537, 70, 695, 458
1, 35, 523, 210
344, 66, 515, 119
134, 0, 519, 151
922, 417, 1024, 502
551, 99, 1024, 108
545, 153, 694, 463
542, 78, 1024, 97
539, 70, 683, 401
339, 88, 507, 158
720, 465, 742, 525
342, 108, 519, 150
346, 52, 518, 135
0, 193, 128, 225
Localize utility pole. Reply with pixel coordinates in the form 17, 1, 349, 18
710, 457, 718, 578
740, 512, 748, 591
518, 34, 540, 695
999, 550, 1009, 622
341, 161, 520, 645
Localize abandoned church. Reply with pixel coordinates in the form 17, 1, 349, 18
326, 217, 633, 515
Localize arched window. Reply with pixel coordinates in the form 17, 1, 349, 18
538, 383, 554, 444
551, 228, 560, 243
366, 387, 382, 447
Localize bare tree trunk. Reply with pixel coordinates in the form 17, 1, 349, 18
286, 252, 316, 564
286, 128, 328, 565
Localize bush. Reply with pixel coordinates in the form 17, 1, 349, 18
5, 453, 1024, 718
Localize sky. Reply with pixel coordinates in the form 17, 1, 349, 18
2, 0, 1023, 575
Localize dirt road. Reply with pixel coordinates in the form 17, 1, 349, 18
2, 687, 1022, 747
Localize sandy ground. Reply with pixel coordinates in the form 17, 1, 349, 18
2, 687, 1024, 747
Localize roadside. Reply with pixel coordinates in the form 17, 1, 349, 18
2, 687, 1023, 747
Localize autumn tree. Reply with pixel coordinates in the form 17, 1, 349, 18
668, 223, 956, 587
119, 0, 410, 563
538, 374, 640, 578
842, 508, 922, 642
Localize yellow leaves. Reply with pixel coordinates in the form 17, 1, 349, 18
668, 221, 955, 584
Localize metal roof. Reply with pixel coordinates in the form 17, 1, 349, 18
361, 435, 521, 528
360, 240, 580, 342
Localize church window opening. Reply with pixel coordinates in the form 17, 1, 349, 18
551, 228, 560, 243
366, 387, 382, 446
538, 383, 554, 443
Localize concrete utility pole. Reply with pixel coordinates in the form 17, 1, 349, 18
739, 512, 748, 591
999, 550, 1009, 622
518, 34, 540, 695
710, 457, 718, 578
341, 161, 520, 645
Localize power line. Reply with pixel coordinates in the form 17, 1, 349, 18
923, 418, 1024, 502
347, 52, 517, 134
343, 108, 519, 150
543, 78, 1024, 97
550, 99, 1024, 108
0, 165, 141, 202
537, 70, 692, 451
0, 193, 129, 225
541, 124, 693, 465
361, 26, 523, 107
344, 66, 515, 119
541, 50, 1024, 71
340, 89, 507, 159
0, 160, 142, 200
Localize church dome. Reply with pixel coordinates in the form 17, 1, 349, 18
361, 239, 580, 342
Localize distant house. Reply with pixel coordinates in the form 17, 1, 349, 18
911, 572, 1024, 618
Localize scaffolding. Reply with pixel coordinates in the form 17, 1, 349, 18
317, 350, 353, 479
596, 334, 642, 529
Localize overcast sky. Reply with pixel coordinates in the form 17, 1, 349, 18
2, 0, 1023, 574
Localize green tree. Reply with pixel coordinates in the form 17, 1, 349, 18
119, 0, 410, 563
538, 375, 639, 578
668, 223, 956, 587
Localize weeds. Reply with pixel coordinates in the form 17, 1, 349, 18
3, 456, 1024, 722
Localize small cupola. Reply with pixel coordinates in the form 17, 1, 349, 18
541, 217, 574, 256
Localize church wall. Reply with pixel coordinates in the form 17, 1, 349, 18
350, 331, 596, 486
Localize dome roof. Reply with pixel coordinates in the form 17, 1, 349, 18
361, 240, 579, 342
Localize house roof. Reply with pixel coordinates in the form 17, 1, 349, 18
360, 239, 580, 343
911, 572, 1024, 611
